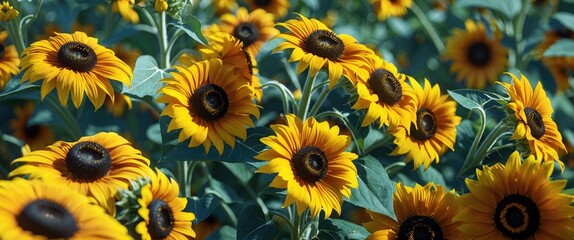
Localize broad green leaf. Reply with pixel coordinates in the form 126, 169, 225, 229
160, 116, 272, 165
186, 193, 222, 223
220, 162, 256, 185
550, 12, 574, 32
0, 77, 40, 102
543, 39, 574, 57
456, 0, 521, 19
563, 188, 574, 195
236, 205, 277, 240
318, 219, 370, 240
146, 123, 162, 144
122, 55, 170, 99
448, 90, 482, 110
204, 178, 241, 203
417, 165, 447, 187
206, 226, 236, 240
168, 15, 208, 46
347, 156, 395, 218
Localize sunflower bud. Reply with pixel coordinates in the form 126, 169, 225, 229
0, 1, 19, 21
154, 0, 168, 13
164, 0, 185, 20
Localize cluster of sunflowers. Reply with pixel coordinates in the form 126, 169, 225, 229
0, 0, 573, 239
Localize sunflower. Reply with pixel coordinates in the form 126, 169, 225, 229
499, 73, 567, 169
542, 56, 574, 92
351, 58, 417, 129
105, 92, 133, 117
364, 182, 462, 240
112, 0, 139, 24
444, 20, 508, 89
212, 0, 238, 15
0, 178, 130, 239
256, 114, 358, 219
157, 59, 260, 155
215, 7, 278, 61
534, 29, 574, 59
0, 31, 19, 90
186, 32, 262, 101
9, 132, 153, 215
454, 151, 574, 239
9, 102, 54, 151
370, 0, 413, 21
19, 31, 133, 109
246, 0, 290, 19
0, 1, 18, 21
273, 14, 374, 88
388, 79, 461, 170
135, 169, 195, 240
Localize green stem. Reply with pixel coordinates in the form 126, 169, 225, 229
308, 84, 330, 117
158, 11, 170, 69
283, 60, 302, 90
291, 205, 301, 240
513, 1, 531, 70
457, 108, 487, 178
297, 72, 316, 120
166, 29, 184, 62
363, 130, 393, 155
102, 2, 115, 40
262, 81, 296, 114
411, 1, 445, 53
45, 95, 82, 140
6, 18, 26, 55
21, 0, 43, 32
385, 160, 406, 177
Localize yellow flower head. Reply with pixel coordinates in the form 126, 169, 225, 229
370, 0, 412, 21
0, 1, 18, 21
0, 31, 20, 89
154, 0, 168, 13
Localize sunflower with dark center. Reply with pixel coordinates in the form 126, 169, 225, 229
256, 114, 358, 219
157, 59, 260, 155
369, 0, 413, 21
19, 31, 133, 109
388, 79, 461, 170
352, 58, 417, 130
273, 14, 375, 88
542, 56, 574, 92
534, 28, 574, 59
136, 169, 195, 240
0, 179, 130, 239
9, 132, 154, 215
246, 0, 290, 19
9, 102, 54, 151
498, 73, 567, 169
188, 32, 263, 102
0, 31, 19, 90
364, 183, 462, 240
216, 7, 278, 61
454, 151, 574, 239
444, 20, 508, 89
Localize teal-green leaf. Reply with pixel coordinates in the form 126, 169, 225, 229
168, 15, 208, 46
543, 39, 574, 57
0, 77, 40, 102
206, 226, 236, 240
186, 193, 221, 223
456, 0, 522, 19
236, 205, 277, 240
122, 55, 170, 99
563, 188, 574, 195
346, 156, 395, 218
551, 12, 574, 32
447, 90, 482, 110
318, 219, 370, 240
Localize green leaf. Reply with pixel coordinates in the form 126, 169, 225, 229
0, 77, 40, 102
168, 15, 208, 46
543, 39, 574, 57
318, 219, 370, 240
206, 225, 236, 240
417, 165, 447, 187
563, 188, 574, 195
456, 0, 522, 19
122, 55, 170, 99
204, 178, 241, 203
236, 205, 277, 240
146, 123, 162, 144
551, 12, 574, 32
186, 193, 222, 223
447, 90, 482, 110
159, 116, 272, 165
346, 156, 395, 218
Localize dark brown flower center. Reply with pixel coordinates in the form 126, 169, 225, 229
292, 146, 328, 183
467, 42, 491, 66
305, 30, 344, 61
397, 215, 443, 240
524, 107, 545, 139
17, 199, 78, 238
410, 108, 437, 141
65, 141, 112, 181
148, 199, 175, 239
494, 194, 540, 239
0, 43, 5, 59
58, 41, 98, 72
368, 68, 403, 105
190, 83, 229, 121
234, 23, 259, 48
254, 0, 272, 6
24, 125, 40, 138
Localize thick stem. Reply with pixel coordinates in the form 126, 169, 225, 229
297, 72, 316, 120
457, 108, 486, 178
158, 11, 170, 69
513, 1, 531, 70
411, 1, 445, 53
262, 81, 296, 114
308, 84, 330, 117
45, 95, 82, 140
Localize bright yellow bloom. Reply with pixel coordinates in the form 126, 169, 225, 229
0, 1, 18, 21
0, 31, 19, 89
155, 0, 168, 12
370, 0, 412, 21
